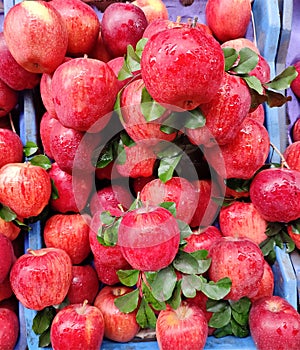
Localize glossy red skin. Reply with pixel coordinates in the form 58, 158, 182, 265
291, 61, 300, 98
245, 103, 265, 124
50, 0, 100, 57
94, 286, 140, 342
250, 168, 300, 222
292, 118, 300, 142
48, 162, 93, 213
219, 201, 268, 245
140, 177, 198, 224
0, 307, 19, 350
249, 54, 271, 84
283, 141, 300, 172
206, 118, 270, 180
0, 128, 23, 169
3, 1, 68, 74
249, 296, 300, 350
67, 265, 99, 305
120, 79, 177, 145
101, 2, 148, 58
0, 276, 13, 302
288, 225, 300, 250
93, 259, 122, 285
0, 234, 14, 283
156, 302, 208, 350
0, 79, 18, 118
50, 302, 104, 350
187, 73, 251, 147
0, 32, 40, 91
95, 161, 121, 181
118, 206, 180, 271
39, 111, 57, 159
250, 260, 274, 302
205, 0, 251, 42
132, 174, 156, 195
142, 19, 180, 39
88, 31, 112, 63
208, 237, 264, 300
0, 163, 52, 218
132, 0, 168, 23
141, 26, 224, 111
44, 213, 91, 264
183, 226, 223, 253
51, 57, 118, 132
10, 247, 72, 310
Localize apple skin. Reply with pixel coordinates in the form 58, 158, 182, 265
205, 0, 252, 42
245, 103, 265, 125
0, 128, 23, 169
0, 79, 18, 118
287, 225, 300, 250
292, 118, 300, 142
0, 32, 41, 91
249, 296, 300, 350
39, 111, 57, 159
44, 213, 92, 264
0, 162, 52, 219
67, 265, 99, 305
141, 26, 224, 111
50, 301, 105, 350
156, 302, 208, 350
118, 205, 180, 271
219, 201, 268, 245
249, 168, 300, 223
50, 0, 100, 57
101, 2, 148, 58
0, 307, 19, 350
0, 276, 13, 303
0, 217, 21, 241
3, 0, 68, 74
283, 141, 300, 172
132, 0, 169, 23
221, 37, 260, 55
88, 31, 112, 62
183, 226, 223, 253
51, 57, 118, 133
208, 237, 264, 300
0, 234, 15, 284
142, 18, 181, 40
94, 286, 140, 342
291, 61, 300, 98
10, 247, 72, 311
250, 260, 274, 302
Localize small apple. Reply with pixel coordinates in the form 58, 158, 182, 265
0, 307, 19, 350
283, 141, 300, 172
0, 128, 23, 169
132, 0, 169, 23
39, 111, 57, 159
250, 260, 274, 302
183, 226, 223, 253
221, 37, 260, 55
0, 234, 15, 283
0, 79, 18, 118
291, 61, 300, 98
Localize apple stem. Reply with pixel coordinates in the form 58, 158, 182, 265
176, 16, 181, 24
78, 299, 89, 315
27, 248, 36, 256
118, 204, 125, 213
192, 16, 198, 28
9, 113, 17, 133
270, 142, 290, 169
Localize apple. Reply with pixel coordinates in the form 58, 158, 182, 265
107, 56, 134, 92
0, 162, 52, 219
101, 2, 148, 58
118, 205, 180, 271
183, 226, 223, 253
3, 0, 68, 74
245, 103, 265, 124
132, 174, 156, 195
250, 260, 274, 302
287, 224, 300, 250
292, 118, 300, 142
249, 168, 300, 223
88, 31, 112, 62
67, 265, 99, 305
0, 217, 21, 241
221, 37, 260, 55
142, 18, 181, 40
0, 307, 19, 350
0, 276, 13, 302
50, 0, 100, 57
249, 54, 271, 84
208, 237, 264, 300
156, 302, 208, 350
291, 61, 300, 98
39, 111, 57, 159
44, 213, 92, 264
140, 177, 198, 224
0, 234, 15, 283
219, 201, 268, 245
0, 128, 23, 169
249, 296, 300, 350
0, 79, 18, 118
50, 300, 105, 350
93, 259, 123, 286
205, 0, 252, 42
283, 141, 300, 172
141, 25, 224, 110
94, 285, 140, 342
132, 0, 169, 23
0, 32, 41, 91
95, 160, 122, 181
51, 56, 118, 133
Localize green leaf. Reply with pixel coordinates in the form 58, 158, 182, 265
0, 205, 16, 222
114, 288, 140, 313
30, 155, 52, 170
100, 211, 115, 226
190, 250, 211, 274
265, 222, 283, 237
291, 219, 300, 234
159, 201, 176, 217
116, 139, 126, 165
201, 277, 231, 300
128, 197, 143, 211
116, 269, 140, 287
158, 153, 182, 183
232, 48, 259, 74
280, 231, 295, 253
159, 111, 186, 134
140, 87, 166, 122
38, 330, 51, 348
208, 304, 231, 328
142, 281, 166, 311
243, 75, 264, 95
150, 266, 177, 302
96, 143, 114, 168
144, 271, 157, 284
50, 179, 59, 200
223, 47, 239, 71
229, 297, 251, 315
260, 237, 276, 257
230, 318, 249, 338
184, 109, 206, 129
135, 38, 148, 59
173, 250, 201, 275
120, 131, 135, 147
213, 322, 233, 338
114, 90, 123, 120
32, 307, 56, 335
181, 274, 202, 298
231, 309, 249, 327
265, 66, 298, 90
166, 280, 182, 310
136, 297, 157, 329
23, 141, 39, 157
225, 178, 252, 193
177, 219, 193, 242
160, 124, 178, 135
206, 299, 229, 313
118, 61, 134, 81
125, 45, 141, 74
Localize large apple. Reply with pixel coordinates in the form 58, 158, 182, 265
249, 296, 300, 350
0, 307, 19, 350
0, 79, 18, 118
3, 0, 68, 73
10, 247, 72, 310
0, 128, 23, 169
94, 286, 140, 342
50, 300, 105, 350
132, 0, 169, 23
0, 234, 15, 283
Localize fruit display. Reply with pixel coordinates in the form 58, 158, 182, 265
0, 0, 300, 350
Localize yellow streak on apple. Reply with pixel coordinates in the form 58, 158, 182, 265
21, 1, 53, 23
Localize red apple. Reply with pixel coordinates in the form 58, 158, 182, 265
10, 247, 72, 310
44, 213, 91, 264
0, 79, 18, 118
250, 260, 274, 302
132, 0, 169, 23
0, 276, 13, 302
50, 300, 104, 350
101, 2, 148, 58
141, 25, 224, 110
0, 234, 14, 283
249, 167, 300, 222
107, 56, 130, 92
39, 111, 57, 159
291, 61, 300, 98
3, 0, 68, 73
249, 54, 271, 84
94, 286, 140, 342
183, 226, 223, 253
92, 259, 123, 286
0, 128, 23, 169
95, 160, 122, 181
156, 302, 208, 350
283, 141, 300, 172
245, 103, 265, 124
249, 296, 300, 350
132, 174, 156, 195
0, 216, 21, 241
205, 0, 252, 42
0, 307, 19, 350
221, 37, 260, 55
208, 237, 264, 300
67, 265, 99, 305
142, 18, 181, 40
287, 224, 300, 250
118, 205, 180, 271
0, 162, 52, 219
292, 118, 300, 142
88, 31, 112, 62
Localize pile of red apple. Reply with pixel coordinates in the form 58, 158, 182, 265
0, 0, 300, 349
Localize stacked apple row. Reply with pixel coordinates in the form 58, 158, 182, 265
0, 1, 300, 350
